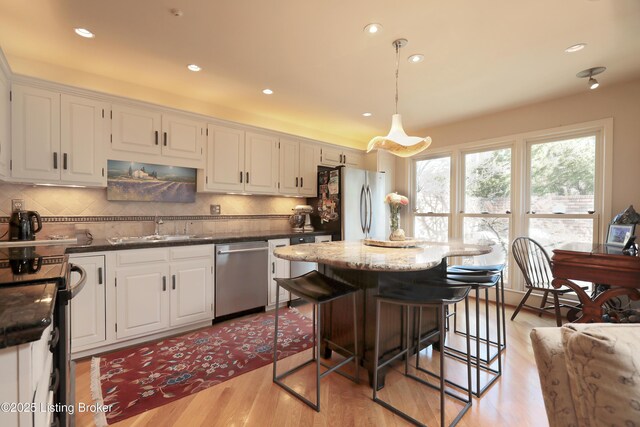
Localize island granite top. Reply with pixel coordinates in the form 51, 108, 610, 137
274, 240, 492, 272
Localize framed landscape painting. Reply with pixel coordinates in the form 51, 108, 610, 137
107, 161, 196, 203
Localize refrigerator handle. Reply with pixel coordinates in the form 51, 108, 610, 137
360, 185, 367, 234
366, 185, 373, 235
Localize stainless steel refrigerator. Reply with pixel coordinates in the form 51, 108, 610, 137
310, 166, 385, 240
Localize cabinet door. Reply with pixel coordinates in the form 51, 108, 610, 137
61, 95, 108, 186
299, 141, 318, 196
111, 104, 162, 155
206, 124, 245, 192
343, 151, 364, 168
169, 259, 213, 327
268, 239, 290, 307
278, 138, 300, 195
320, 146, 342, 166
115, 264, 169, 339
70, 255, 106, 351
11, 85, 61, 181
0, 71, 9, 178
161, 113, 205, 163
245, 132, 279, 194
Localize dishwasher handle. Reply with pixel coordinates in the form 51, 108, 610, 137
217, 247, 268, 255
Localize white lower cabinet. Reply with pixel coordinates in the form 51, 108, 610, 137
115, 263, 170, 340
114, 245, 214, 341
268, 239, 290, 308
169, 258, 213, 327
70, 255, 106, 352
0, 324, 55, 427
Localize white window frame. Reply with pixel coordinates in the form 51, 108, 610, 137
409, 118, 613, 292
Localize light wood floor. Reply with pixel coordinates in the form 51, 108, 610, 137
75, 303, 556, 427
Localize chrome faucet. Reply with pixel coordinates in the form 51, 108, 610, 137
154, 215, 164, 235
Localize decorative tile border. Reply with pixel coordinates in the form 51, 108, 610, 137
0, 214, 290, 223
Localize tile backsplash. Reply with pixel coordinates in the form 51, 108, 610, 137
0, 183, 302, 239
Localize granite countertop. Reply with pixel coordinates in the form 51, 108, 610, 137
0, 282, 56, 349
66, 230, 331, 254
273, 240, 492, 272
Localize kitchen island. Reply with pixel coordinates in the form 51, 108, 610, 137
273, 240, 491, 385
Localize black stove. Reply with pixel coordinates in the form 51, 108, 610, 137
0, 244, 69, 287
0, 242, 85, 427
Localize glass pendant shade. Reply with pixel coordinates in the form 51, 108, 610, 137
367, 114, 432, 158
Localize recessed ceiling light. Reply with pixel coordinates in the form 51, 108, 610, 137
363, 23, 383, 35
408, 54, 424, 63
362, 112, 372, 117
74, 28, 95, 38
262, 88, 273, 95
187, 64, 201, 72
565, 43, 586, 53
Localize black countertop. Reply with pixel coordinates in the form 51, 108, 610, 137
67, 230, 333, 254
0, 282, 56, 349
0, 230, 330, 348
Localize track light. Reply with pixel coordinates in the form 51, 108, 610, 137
576, 67, 606, 90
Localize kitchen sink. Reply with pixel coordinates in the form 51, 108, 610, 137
106, 234, 205, 245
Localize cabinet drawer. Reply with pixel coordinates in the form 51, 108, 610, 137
116, 248, 169, 265
170, 245, 213, 260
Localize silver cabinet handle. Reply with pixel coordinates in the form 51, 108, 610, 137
162, 276, 166, 291
155, 131, 159, 145
300, 177, 303, 187
172, 274, 176, 290
53, 152, 58, 169
98, 267, 103, 285
240, 171, 243, 183
272, 262, 275, 274
63, 153, 68, 170
163, 132, 168, 146
296, 177, 298, 187
217, 247, 268, 255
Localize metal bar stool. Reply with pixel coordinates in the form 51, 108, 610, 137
447, 264, 506, 352
272, 270, 359, 412
373, 284, 473, 427
440, 273, 502, 397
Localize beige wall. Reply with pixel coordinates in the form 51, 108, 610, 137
398, 77, 640, 218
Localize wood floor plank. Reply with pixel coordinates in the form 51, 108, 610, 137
75, 302, 554, 426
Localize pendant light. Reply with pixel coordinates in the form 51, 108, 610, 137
367, 39, 432, 158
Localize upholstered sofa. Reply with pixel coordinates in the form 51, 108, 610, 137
530, 323, 640, 427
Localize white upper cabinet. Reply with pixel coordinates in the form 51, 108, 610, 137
11, 85, 60, 181
0, 71, 9, 178
11, 85, 108, 186
200, 125, 278, 194
245, 131, 279, 194
111, 104, 161, 156
61, 94, 108, 185
320, 145, 364, 168
279, 138, 317, 196
202, 124, 245, 192
110, 104, 205, 168
161, 113, 205, 161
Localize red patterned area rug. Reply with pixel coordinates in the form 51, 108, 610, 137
91, 308, 312, 426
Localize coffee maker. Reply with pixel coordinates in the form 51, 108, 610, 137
9, 210, 42, 241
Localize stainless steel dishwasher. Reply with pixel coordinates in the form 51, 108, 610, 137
215, 241, 269, 317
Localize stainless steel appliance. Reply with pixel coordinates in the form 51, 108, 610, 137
0, 244, 87, 427
310, 166, 385, 240
289, 205, 314, 233
9, 209, 42, 240
215, 241, 268, 317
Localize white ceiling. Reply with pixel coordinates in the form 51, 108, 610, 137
1, 0, 639, 148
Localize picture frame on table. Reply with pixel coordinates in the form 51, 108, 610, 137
606, 223, 636, 247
